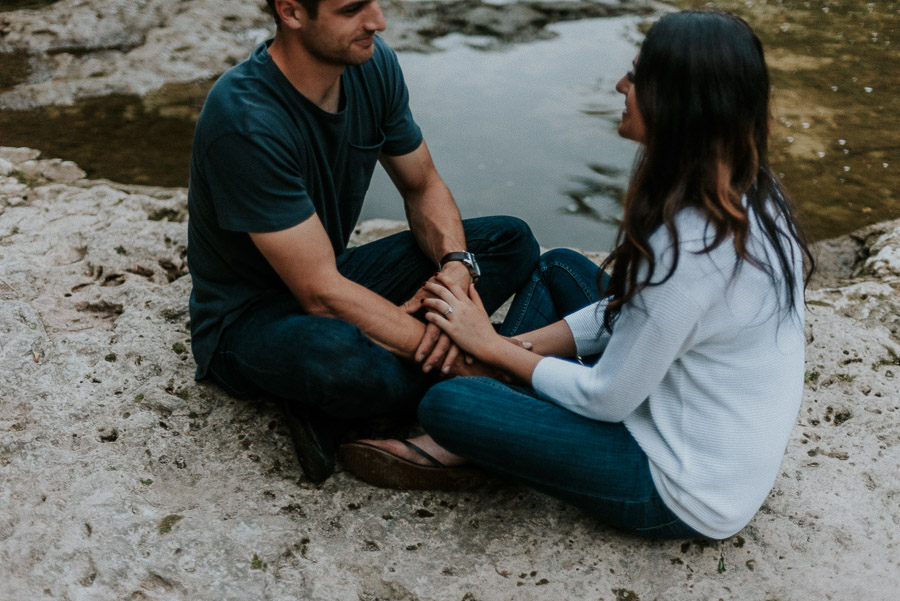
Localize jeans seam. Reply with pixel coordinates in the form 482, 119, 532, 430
449, 378, 654, 505
455, 376, 516, 394
550, 258, 598, 302
633, 515, 695, 535
505, 271, 541, 334
506, 257, 599, 334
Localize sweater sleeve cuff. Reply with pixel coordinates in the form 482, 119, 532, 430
563, 301, 610, 356
532, 356, 588, 406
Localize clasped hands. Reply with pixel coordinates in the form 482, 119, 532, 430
400, 261, 473, 375
401, 266, 530, 378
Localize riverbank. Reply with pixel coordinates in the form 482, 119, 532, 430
1, 147, 897, 600
0, 0, 658, 109
1, 0, 896, 243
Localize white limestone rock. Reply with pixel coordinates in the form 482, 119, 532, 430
0, 147, 897, 600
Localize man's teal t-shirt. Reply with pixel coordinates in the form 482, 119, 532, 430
187, 36, 423, 378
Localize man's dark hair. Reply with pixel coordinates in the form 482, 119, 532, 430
265, 0, 322, 26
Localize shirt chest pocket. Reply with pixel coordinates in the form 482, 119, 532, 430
343, 131, 386, 205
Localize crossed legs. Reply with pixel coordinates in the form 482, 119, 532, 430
204, 216, 538, 479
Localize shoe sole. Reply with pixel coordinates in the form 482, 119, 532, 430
339, 442, 488, 491
285, 411, 335, 484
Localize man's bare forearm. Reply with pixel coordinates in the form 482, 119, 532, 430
382, 141, 468, 266
404, 175, 467, 264
249, 218, 427, 361
302, 274, 426, 359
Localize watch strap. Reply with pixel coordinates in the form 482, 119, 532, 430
439, 251, 471, 269
439, 251, 480, 281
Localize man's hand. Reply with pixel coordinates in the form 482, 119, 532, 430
401, 261, 471, 374
445, 354, 507, 380
381, 140, 471, 373
442, 335, 533, 381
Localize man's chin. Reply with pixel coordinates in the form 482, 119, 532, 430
347, 46, 376, 66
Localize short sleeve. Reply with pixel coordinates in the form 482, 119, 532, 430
373, 40, 423, 157
202, 132, 316, 233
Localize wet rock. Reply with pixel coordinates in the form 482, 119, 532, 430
15, 157, 85, 183
860, 225, 900, 282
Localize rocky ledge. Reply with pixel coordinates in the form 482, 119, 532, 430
0, 148, 897, 599
0, 0, 657, 109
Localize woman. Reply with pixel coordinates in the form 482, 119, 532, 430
341, 9, 814, 540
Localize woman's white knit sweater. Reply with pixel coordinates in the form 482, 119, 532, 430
531, 206, 806, 539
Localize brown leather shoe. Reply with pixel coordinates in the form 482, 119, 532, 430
283, 405, 337, 484
339, 440, 488, 491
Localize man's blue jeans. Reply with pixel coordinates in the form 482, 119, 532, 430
419, 249, 702, 539
205, 216, 539, 420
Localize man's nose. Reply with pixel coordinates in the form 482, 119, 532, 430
365, 1, 387, 31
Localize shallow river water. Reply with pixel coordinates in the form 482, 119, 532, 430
363, 17, 643, 251
682, 0, 898, 248
0, 0, 896, 250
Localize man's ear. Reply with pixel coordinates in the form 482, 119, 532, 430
273, 0, 306, 30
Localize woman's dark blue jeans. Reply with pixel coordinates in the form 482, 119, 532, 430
205, 216, 539, 420
419, 248, 702, 539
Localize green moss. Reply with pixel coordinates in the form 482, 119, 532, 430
0, 225, 20, 244
873, 346, 900, 370
148, 208, 182, 222
250, 553, 267, 571
158, 514, 183, 535
806, 300, 832, 308
7, 169, 40, 187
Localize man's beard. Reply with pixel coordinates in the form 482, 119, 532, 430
301, 33, 374, 67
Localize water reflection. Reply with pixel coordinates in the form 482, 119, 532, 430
0, 17, 640, 249
670, 0, 898, 243
363, 18, 644, 250
0, 50, 30, 92
0, 0, 61, 11
563, 164, 627, 225
0, 3, 896, 248
0, 81, 210, 187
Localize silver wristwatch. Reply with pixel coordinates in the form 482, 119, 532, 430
439, 251, 481, 282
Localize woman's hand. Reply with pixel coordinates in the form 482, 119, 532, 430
402, 267, 470, 374
422, 276, 544, 384
421, 278, 504, 360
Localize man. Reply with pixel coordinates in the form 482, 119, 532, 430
186, 0, 538, 483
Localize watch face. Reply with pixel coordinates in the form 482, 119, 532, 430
465, 253, 481, 279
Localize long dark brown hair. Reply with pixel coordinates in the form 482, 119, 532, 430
600, 9, 814, 331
